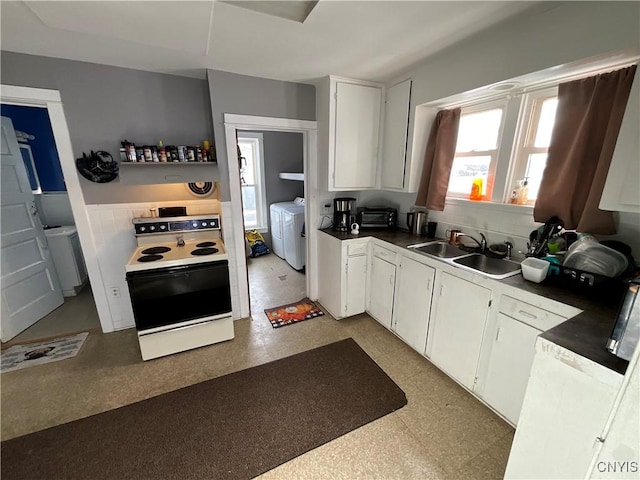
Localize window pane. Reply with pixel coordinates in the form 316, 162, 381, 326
241, 185, 257, 227
449, 155, 491, 195
456, 109, 503, 152
533, 98, 558, 148
238, 142, 256, 185
525, 153, 547, 200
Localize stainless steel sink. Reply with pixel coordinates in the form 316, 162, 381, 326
409, 241, 466, 258
453, 254, 521, 279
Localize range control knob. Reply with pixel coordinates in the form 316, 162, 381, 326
192, 222, 198, 228
150, 226, 156, 231
140, 226, 146, 232
160, 225, 167, 230
201, 222, 207, 227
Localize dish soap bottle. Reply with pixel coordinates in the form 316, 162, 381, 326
510, 180, 522, 204
518, 177, 529, 205
470, 176, 483, 201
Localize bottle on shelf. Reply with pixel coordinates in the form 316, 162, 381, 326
203, 140, 210, 162
158, 140, 167, 162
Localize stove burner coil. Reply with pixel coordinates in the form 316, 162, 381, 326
191, 248, 219, 256
137, 254, 164, 262
195, 241, 217, 248
141, 246, 171, 255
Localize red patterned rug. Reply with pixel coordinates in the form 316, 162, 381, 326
264, 297, 325, 328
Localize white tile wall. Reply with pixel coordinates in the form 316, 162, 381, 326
359, 190, 640, 258
86, 200, 222, 331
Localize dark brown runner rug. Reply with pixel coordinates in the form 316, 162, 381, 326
1, 338, 406, 480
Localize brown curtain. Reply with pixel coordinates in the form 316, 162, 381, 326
415, 108, 461, 211
534, 65, 636, 234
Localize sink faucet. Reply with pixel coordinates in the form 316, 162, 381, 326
458, 232, 487, 252
504, 241, 513, 260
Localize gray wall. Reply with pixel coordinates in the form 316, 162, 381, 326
1, 52, 216, 204
207, 69, 315, 201
243, 130, 304, 246
358, 1, 640, 255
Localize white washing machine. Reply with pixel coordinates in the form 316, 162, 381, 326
270, 199, 305, 270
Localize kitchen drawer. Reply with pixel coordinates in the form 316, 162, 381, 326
347, 241, 368, 256
499, 295, 566, 332
372, 244, 397, 264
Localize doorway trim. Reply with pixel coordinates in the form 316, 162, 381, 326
1, 84, 113, 333
223, 114, 318, 319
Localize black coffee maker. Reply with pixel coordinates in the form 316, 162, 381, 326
333, 197, 356, 232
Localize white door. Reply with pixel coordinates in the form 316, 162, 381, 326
1, 116, 63, 341
344, 255, 367, 317
429, 272, 491, 390
482, 313, 541, 425
381, 79, 412, 190
368, 256, 396, 329
333, 82, 381, 189
392, 256, 435, 353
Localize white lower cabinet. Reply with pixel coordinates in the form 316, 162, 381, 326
481, 294, 569, 425
392, 255, 435, 354
429, 272, 491, 390
317, 231, 368, 319
368, 255, 396, 329
481, 313, 540, 425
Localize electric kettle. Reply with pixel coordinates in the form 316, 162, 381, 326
407, 211, 428, 236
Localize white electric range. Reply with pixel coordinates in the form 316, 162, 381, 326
125, 214, 233, 361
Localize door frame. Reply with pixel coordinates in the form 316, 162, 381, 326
223, 114, 317, 319
1, 85, 113, 333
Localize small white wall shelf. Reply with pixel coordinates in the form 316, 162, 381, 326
118, 162, 218, 185
279, 172, 304, 181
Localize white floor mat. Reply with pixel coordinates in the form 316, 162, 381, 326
1, 332, 89, 373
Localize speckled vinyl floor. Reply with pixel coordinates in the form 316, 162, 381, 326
1, 253, 514, 479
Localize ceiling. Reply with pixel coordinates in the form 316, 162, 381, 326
0, 1, 541, 84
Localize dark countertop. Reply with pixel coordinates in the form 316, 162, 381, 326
320, 227, 629, 375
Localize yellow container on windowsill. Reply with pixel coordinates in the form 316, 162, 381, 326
469, 176, 483, 201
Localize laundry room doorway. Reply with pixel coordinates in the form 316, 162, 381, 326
223, 114, 318, 324
237, 130, 307, 320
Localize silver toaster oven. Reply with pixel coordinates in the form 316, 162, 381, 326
356, 207, 397, 229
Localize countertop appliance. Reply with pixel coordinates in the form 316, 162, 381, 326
333, 197, 356, 232
270, 201, 305, 270
125, 214, 233, 361
607, 276, 640, 361
356, 206, 397, 229
407, 211, 428, 236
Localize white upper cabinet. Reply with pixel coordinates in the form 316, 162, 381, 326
600, 70, 640, 213
380, 79, 412, 191
329, 77, 382, 191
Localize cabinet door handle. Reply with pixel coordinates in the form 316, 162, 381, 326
389, 274, 394, 286
495, 327, 502, 342
518, 309, 537, 319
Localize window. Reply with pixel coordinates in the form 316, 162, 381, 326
238, 133, 267, 231
449, 105, 505, 199
439, 56, 636, 207
510, 88, 558, 203
445, 89, 559, 205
